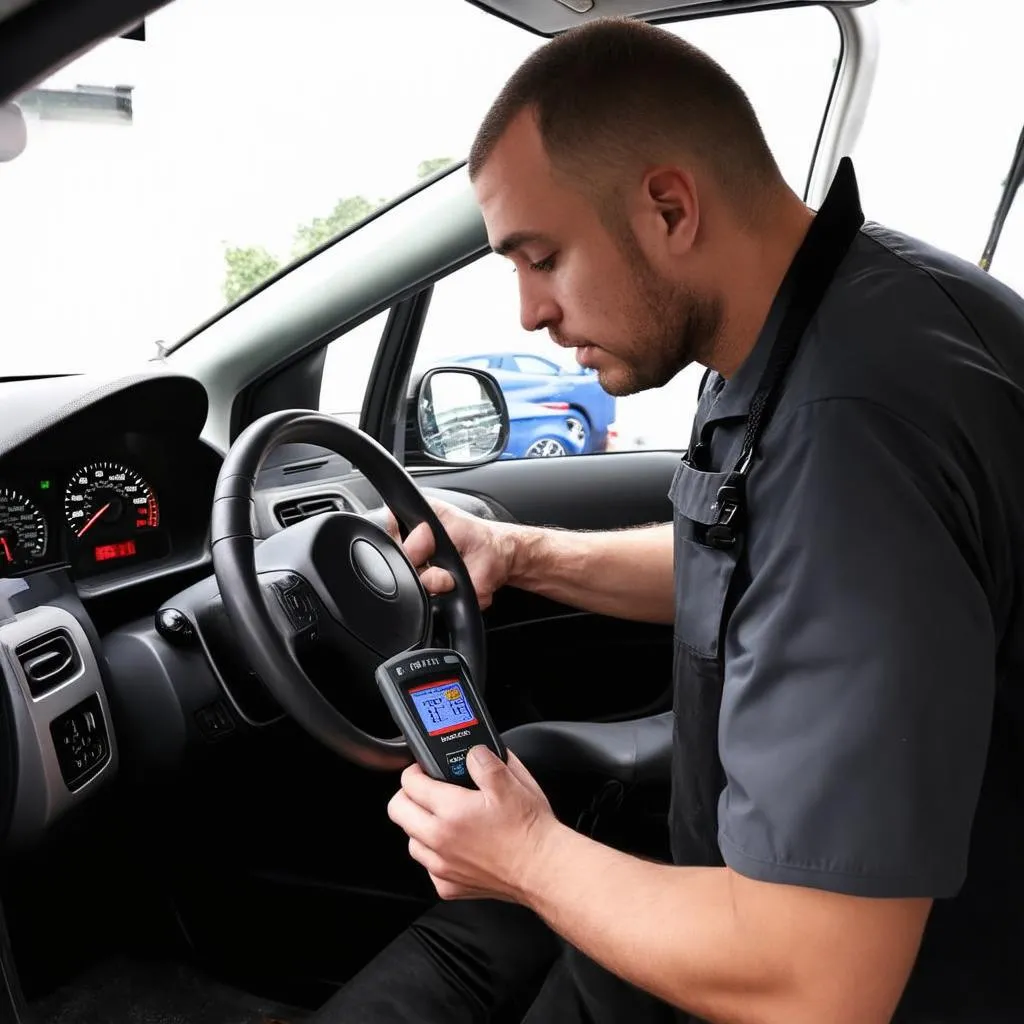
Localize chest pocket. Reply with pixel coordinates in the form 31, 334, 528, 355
670, 460, 744, 660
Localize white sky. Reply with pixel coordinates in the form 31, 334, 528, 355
2, 0, 1024, 446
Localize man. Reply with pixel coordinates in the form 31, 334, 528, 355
315, 16, 1024, 1024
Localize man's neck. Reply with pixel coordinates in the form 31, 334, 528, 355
707, 194, 815, 380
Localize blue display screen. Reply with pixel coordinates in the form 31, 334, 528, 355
408, 678, 478, 737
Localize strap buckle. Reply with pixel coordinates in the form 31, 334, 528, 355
704, 475, 745, 550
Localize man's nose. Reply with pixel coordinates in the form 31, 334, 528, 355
519, 280, 560, 334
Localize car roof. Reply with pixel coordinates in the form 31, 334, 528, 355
467, 0, 876, 36
0, 0, 170, 104
2, 1, 879, 106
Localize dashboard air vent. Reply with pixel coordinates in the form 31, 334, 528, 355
16, 630, 81, 696
275, 495, 349, 528
282, 458, 330, 476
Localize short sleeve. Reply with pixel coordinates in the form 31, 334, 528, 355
717, 398, 996, 899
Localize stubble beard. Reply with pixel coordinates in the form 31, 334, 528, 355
599, 254, 722, 398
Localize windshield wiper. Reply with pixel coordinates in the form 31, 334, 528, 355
980, 120, 1024, 272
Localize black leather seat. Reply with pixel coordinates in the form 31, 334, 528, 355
502, 711, 673, 788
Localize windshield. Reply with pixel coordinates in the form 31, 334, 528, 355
6, 0, 1024, 376
0, 0, 538, 374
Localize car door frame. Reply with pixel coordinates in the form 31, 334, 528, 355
354, 3, 878, 460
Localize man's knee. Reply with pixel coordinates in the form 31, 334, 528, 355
310, 899, 559, 1024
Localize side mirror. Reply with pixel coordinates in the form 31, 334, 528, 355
404, 367, 510, 467
0, 104, 27, 163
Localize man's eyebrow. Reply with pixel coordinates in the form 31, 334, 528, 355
492, 231, 555, 257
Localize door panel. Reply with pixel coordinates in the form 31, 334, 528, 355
416, 449, 681, 725
415, 449, 680, 530
484, 608, 674, 725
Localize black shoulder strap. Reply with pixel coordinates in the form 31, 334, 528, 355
704, 158, 865, 549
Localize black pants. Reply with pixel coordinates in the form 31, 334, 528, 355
311, 897, 682, 1024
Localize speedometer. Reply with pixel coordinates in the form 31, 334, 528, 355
64, 462, 168, 573
64, 462, 160, 539
0, 486, 48, 574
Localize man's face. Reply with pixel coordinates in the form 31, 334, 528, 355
473, 111, 720, 397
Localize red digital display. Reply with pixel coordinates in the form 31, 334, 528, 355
94, 540, 137, 563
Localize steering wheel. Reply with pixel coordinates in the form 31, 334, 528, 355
209, 410, 486, 770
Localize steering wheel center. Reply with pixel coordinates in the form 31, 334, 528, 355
304, 513, 429, 658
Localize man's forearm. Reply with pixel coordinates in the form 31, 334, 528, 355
519, 826, 785, 1023
515, 823, 924, 1024
508, 522, 674, 624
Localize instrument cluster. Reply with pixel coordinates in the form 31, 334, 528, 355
0, 459, 168, 580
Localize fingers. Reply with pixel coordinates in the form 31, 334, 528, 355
400, 761, 473, 815
408, 836, 445, 878
389, 499, 454, 552
402, 520, 437, 566
419, 566, 456, 596
403, 522, 462, 596
399, 521, 457, 595
389, 501, 491, 604
423, 567, 492, 607
388, 788, 440, 845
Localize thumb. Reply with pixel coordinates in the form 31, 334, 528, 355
466, 745, 510, 790
402, 521, 436, 567
419, 566, 455, 596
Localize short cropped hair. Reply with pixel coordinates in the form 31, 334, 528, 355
468, 17, 782, 215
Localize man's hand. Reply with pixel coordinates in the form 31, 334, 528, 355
387, 499, 522, 609
387, 746, 560, 902
389, 499, 678, 624
388, 750, 929, 1024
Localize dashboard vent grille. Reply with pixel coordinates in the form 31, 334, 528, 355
16, 630, 81, 696
275, 495, 349, 528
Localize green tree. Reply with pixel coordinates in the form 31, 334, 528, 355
221, 156, 454, 301
416, 156, 453, 180
222, 245, 280, 303
291, 195, 381, 259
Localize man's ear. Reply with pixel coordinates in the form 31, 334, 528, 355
644, 166, 699, 254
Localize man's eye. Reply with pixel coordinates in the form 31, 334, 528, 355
529, 255, 556, 272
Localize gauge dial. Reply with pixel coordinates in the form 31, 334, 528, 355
0, 487, 48, 572
64, 462, 160, 540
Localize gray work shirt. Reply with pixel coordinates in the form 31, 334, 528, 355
670, 163, 1024, 1020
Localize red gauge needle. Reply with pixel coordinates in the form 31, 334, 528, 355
77, 503, 112, 538
0, 536, 11, 564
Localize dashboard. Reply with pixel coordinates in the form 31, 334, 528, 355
2, 457, 168, 580
0, 373, 220, 593
0, 368, 500, 852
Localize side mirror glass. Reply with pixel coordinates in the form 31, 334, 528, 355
405, 367, 510, 467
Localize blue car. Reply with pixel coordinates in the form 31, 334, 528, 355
502, 398, 589, 459
442, 352, 616, 455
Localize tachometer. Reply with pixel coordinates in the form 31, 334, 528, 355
64, 462, 160, 540
0, 486, 48, 573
